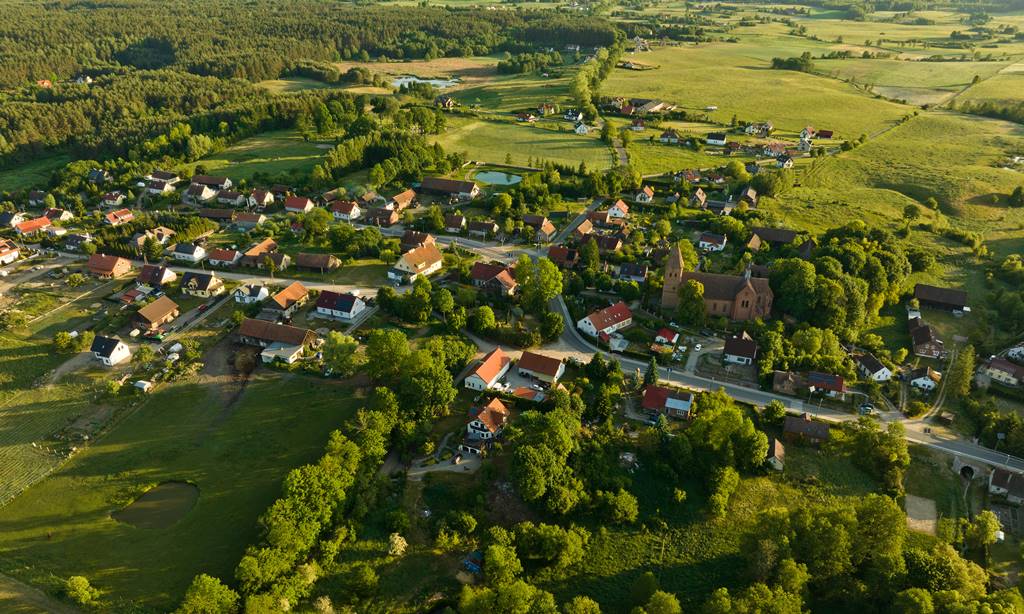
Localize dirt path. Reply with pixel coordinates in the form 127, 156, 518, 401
0, 572, 79, 614
47, 351, 92, 385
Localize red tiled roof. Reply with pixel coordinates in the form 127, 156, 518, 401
470, 347, 511, 386
584, 301, 632, 332
517, 351, 562, 377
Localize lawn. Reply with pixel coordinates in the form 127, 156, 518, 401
603, 27, 911, 137
0, 373, 363, 610
431, 116, 615, 169
0, 153, 71, 193
181, 130, 332, 183
626, 140, 753, 175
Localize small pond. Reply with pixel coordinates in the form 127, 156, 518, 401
474, 171, 522, 185
112, 481, 199, 529
391, 75, 459, 89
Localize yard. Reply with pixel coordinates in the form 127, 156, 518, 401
0, 372, 363, 610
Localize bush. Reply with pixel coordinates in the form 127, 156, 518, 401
66, 575, 100, 605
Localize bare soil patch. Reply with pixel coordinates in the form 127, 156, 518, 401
905, 494, 938, 535
111, 481, 199, 529
334, 56, 498, 88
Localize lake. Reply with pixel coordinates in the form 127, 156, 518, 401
475, 171, 522, 185
392, 75, 459, 89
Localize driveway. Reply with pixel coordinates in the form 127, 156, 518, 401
407, 455, 482, 480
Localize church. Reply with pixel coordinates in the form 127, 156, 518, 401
661, 243, 774, 321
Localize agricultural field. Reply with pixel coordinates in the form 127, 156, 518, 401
431, 116, 615, 169
0, 372, 363, 610
256, 76, 348, 93
181, 130, 332, 184
451, 71, 575, 113
0, 153, 71, 193
606, 33, 911, 136
958, 61, 1024, 106
625, 140, 751, 175
815, 58, 1010, 105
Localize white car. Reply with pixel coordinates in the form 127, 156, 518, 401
694, 343, 703, 352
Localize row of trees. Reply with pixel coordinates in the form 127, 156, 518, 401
570, 42, 624, 121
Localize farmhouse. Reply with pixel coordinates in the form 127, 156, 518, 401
315, 291, 366, 321
467, 398, 510, 441
642, 385, 694, 419
284, 196, 314, 214
468, 220, 498, 237
237, 318, 317, 364
0, 239, 20, 265
136, 264, 176, 288
914, 283, 968, 313
635, 186, 655, 203
235, 213, 265, 230
191, 175, 232, 190
390, 189, 417, 211
706, 132, 727, 146
659, 129, 680, 144
135, 296, 179, 331
577, 301, 632, 338
105, 208, 134, 226
184, 183, 218, 204
421, 177, 479, 201
331, 201, 361, 221
267, 282, 309, 317
445, 214, 466, 233
522, 215, 556, 242
180, 271, 225, 297
747, 227, 797, 250
87, 254, 132, 278
517, 351, 565, 384
698, 232, 727, 252
90, 336, 130, 367
295, 253, 341, 272
464, 347, 512, 391
855, 353, 892, 382
909, 317, 944, 359
723, 331, 757, 366
910, 366, 942, 391
207, 248, 241, 267
783, 413, 830, 445
618, 262, 648, 283
364, 208, 399, 227
248, 189, 274, 209
984, 358, 1024, 387
241, 238, 278, 267
233, 284, 269, 304
217, 190, 245, 207
807, 371, 846, 400
390, 243, 443, 283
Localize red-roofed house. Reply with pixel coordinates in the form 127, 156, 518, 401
105, 208, 134, 226
15, 216, 51, 236
331, 200, 361, 221
655, 328, 679, 345
642, 385, 694, 419
284, 196, 314, 214
467, 398, 510, 440
636, 186, 655, 203
577, 301, 632, 337
207, 248, 242, 267
464, 347, 512, 391
517, 351, 565, 384
609, 199, 630, 219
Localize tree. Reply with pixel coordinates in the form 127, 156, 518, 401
643, 356, 659, 388
676, 279, 706, 325
762, 399, 786, 425
262, 255, 277, 279
483, 544, 522, 587
66, 576, 100, 605
54, 330, 74, 352
563, 595, 602, 614
133, 344, 156, 365
893, 588, 934, 614
644, 591, 682, 614
541, 310, 564, 342
323, 331, 360, 376
472, 305, 496, 333
388, 533, 408, 557
676, 239, 699, 270
0, 309, 27, 331
366, 329, 409, 381
631, 572, 660, 607
516, 256, 563, 313
143, 236, 164, 262
176, 574, 239, 614
433, 287, 454, 318
903, 203, 921, 223
65, 272, 86, 287
945, 345, 975, 400
595, 488, 639, 524
580, 237, 600, 273
1010, 187, 1024, 208
967, 510, 1001, 551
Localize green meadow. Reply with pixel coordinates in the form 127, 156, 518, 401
182, 130, 332, 183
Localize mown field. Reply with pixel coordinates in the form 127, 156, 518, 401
0, 373, 363, 611
815, 57, 1009, 105
0, 153, 71, 193
959, 62, 1024, 106
431, 116, 615, 169
626, 140, 752, 175
605, 30, 911, 137
182, 129, 332, 183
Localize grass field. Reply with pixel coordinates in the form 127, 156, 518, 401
0, 373, 362, 610
431, 116, 615, 169
451, 70, 575, 112
815, 58, 1010, 105
256, 77, 346, 93
182, 130, 331, 183
0, 153, 70, 193
605, 30, 911, 136
626, 140, 753, 175
959, 61, 1024, 106
335, 55, 500, 90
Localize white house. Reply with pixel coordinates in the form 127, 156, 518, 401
464, 347, 511, 391
577, 302, 632, 338
207, 248, 241, 267
910, 366, 941, 391
388, 243, 443, 282
331, 201, 361, 222
706, 132, 727, 147
233, 284, 269, 304
284, 196, 314, 214
608, 199, 630, 219
990, 468, 1024, 505
171, 243, 206, 263
467, 398, 510, 440
635, 186, 654, 203
517, 351, 565, 384
723, 332, 757, 366
574, 122, 590, 135
1008, 346, 1024, 362
855, 353, 892, 382
0, 239, 20, 265
698, 232, 727, 252
90, 335, 130, 366
315, 290, 366, 321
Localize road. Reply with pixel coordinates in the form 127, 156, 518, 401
552, 198, 603, 245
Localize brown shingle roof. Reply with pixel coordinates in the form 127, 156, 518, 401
136, 296, 179, 325
678, 271, 771, 302
270, 281, 308, 310
238, 318, 316, 346
517, 351, 562, 378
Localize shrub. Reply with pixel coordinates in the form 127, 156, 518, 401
66, 575, 100, 605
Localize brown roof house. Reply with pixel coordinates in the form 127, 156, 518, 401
135, 296, 179, 331
136, 264, 177, 288
523, 215, 556, 242
914, 283, 968, 313
723, 331, 758, 366
783, 413, 830, 446
87, 254, 132, 278
389, 243, 443, 283
267, 282, 309, 317
401, 231, 436, 253
469, 262, 518, 296
237, 318, 318, 365
295, 253, 341, 273
420, 177, 479, 202
909, 317, 945, 359
516, 351, 565, 384
241, 238, 278, 267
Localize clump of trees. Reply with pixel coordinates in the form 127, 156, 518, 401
770, 51, 815, 72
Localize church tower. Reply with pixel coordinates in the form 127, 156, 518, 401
661, 243, 685, 311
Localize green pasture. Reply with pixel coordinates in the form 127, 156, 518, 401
0, 153, 71, 194
182, 130, 332, 183
959, 62, 1024, 106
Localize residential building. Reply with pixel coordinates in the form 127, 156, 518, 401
659, 129, 680, 144
390, 189, 416, 211
467, 398, 510, 440
522, 215, 556, 242
767, 439, 785, 471
984, 358, 1024, 387
910, 366, 942, 391
468, 221, 498, 238
27, 190, 47, 207
315, 291, 366, 321
268, 282, 309, 317
723, 331, 757, 365
517, 351, 565, 384
420, 177, 479, 201
217, 190, 245, 207
445, 214, 466, 233
87, 254, 132, 278
190, 175, 232, 190
389, 243, 443, 282
572, 218, 594, 241
331, 200, 361, 221
635, 186, 655, 203
241, 238, 278, 267
909, 317, 944, 359
364, 208, 399, 227
654, 328, 678, 345
581, 234, 622, 254
706, 132, 727, 146
14, 216, 51, 236
184, 183, 218, 204
772, 371, 806, 396
171, 243, 206, 263
989, 469, 1024, 505
180, 271, 225, 297
105, 208, 134, 226
199, 208, 236, 224
207, 248, 242, 267
235, 213, 265, 230
0, 212, 26, 228
0, 239, 20, 265
135, 296, 179, 331
577, 301, 632, 338
547, 245, 579, 269
698, 232, 727, 252
284, 196, 314, 214
233, 284, 270, 304
855, 353, 892, 382
44, 208, 73, 222
914, 283, 969, 313
807, 371, 846, 399
248, 189, 274, 209
295, 253, 341, 272
609, 199, 630, 218
642, 385, 694, 419
747, 227, 798, 251
400, 231, 435, 253
136, 264, 177, 288
237, 318, 317, 365
783, 413, 830, 445
464, 347, 512, 391
469, 262, 518, 296
91, 336, 130, 367
618, 263, 648, 283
